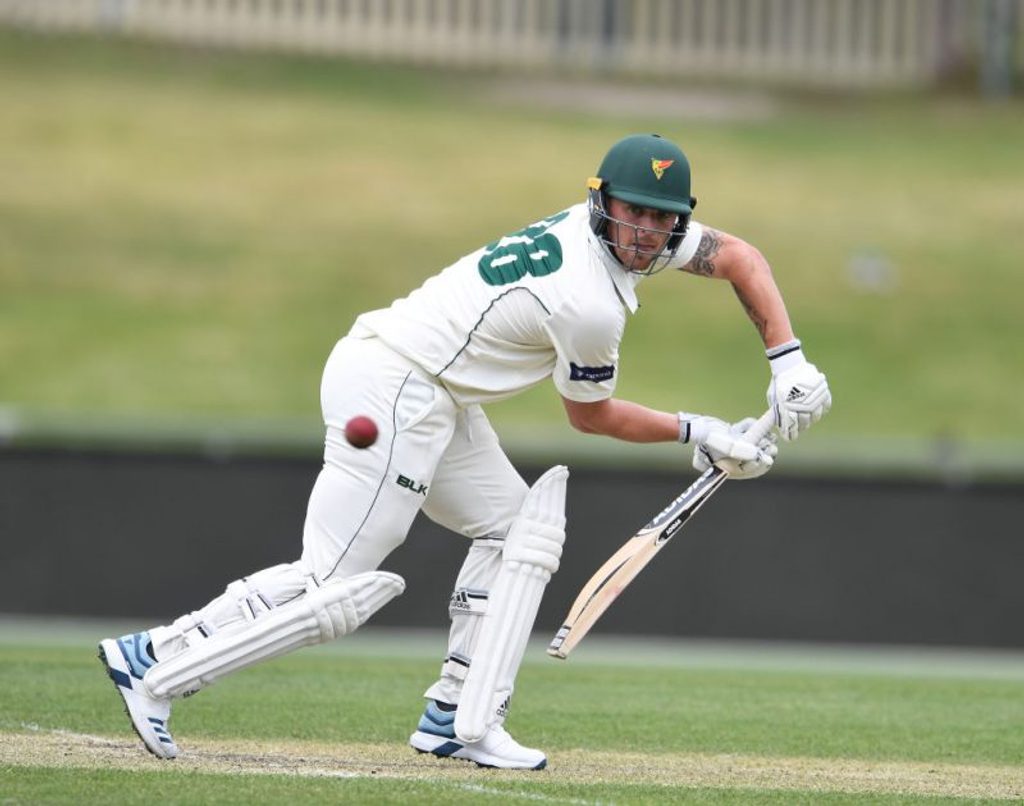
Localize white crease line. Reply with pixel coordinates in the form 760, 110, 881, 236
454, 782, 603, 805
20, 722, 122, 747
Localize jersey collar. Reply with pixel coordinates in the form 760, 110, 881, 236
588, 230, 642, 314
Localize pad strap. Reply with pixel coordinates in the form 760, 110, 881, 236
441, 651, 472, 681
226, 579, 275, 623
169, 612, 214, 648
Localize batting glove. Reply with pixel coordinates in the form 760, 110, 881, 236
766, 339, 831, 442
681, 415, 778, 480
676, 413, 729, 446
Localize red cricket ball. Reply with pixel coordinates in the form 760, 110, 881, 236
344, 415, 378, 449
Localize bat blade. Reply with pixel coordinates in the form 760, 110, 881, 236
547, 466, 727, 658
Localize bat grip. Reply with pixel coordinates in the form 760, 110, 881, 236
743, 408, 776, 445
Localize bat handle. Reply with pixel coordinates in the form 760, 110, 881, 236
743, 408, 776, 445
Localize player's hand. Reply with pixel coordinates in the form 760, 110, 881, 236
692, 417, 778, 480
676, 413, 729, 445
766, 342, 831, 441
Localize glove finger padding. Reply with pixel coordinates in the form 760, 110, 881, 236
700, 442, 776, 479
719, 455, 774, 480
693, 420, 777, 480
703, 430, 761, 462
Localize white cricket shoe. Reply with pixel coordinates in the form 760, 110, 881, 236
98, 632, 178, 759
409, 699, 546, 770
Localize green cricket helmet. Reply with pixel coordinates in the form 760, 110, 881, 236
588, 133, 698, 274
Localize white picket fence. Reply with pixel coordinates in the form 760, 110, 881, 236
0, 0, 1018, 88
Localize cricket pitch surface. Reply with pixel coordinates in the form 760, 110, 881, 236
4, 725, 1023, 801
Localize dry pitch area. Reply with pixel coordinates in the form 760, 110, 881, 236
5, 725, 1023, 801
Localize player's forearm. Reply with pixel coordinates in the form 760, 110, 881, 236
725, 247, 795, 349
568, 398, 680, 443
690, 229, 795, 349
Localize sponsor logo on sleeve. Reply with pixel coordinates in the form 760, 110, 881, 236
569, 362, 615, 383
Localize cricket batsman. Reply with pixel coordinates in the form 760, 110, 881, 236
99, 133, 830, 769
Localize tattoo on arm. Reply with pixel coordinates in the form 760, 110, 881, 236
732, 284, 768, 340
684, 228, 723, 277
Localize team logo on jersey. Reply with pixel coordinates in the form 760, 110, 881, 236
569, 362, 615, 383
651, 158, 675, 180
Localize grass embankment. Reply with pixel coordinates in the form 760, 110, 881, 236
1, 31, 1022, 444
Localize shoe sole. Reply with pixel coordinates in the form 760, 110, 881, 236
409, 730, 546, 770
97, 640, 177, 760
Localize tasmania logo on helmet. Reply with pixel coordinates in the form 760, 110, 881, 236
650, 158, 675, 180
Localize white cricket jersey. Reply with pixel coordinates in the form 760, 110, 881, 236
350, 203, 704, 407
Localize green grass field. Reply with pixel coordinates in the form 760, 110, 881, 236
2, 31, 1023, 449
2, 622, 1023, 803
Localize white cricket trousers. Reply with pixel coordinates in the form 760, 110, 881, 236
150, 334, 529, 704
303, 334, 528, 577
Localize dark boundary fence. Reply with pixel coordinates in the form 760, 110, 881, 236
3, 447, 1022, 648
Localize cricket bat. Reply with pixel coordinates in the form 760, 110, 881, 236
547, 409, 775, 659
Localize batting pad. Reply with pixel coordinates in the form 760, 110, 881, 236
143, 571, 405, 700
455, 465, 568, 743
